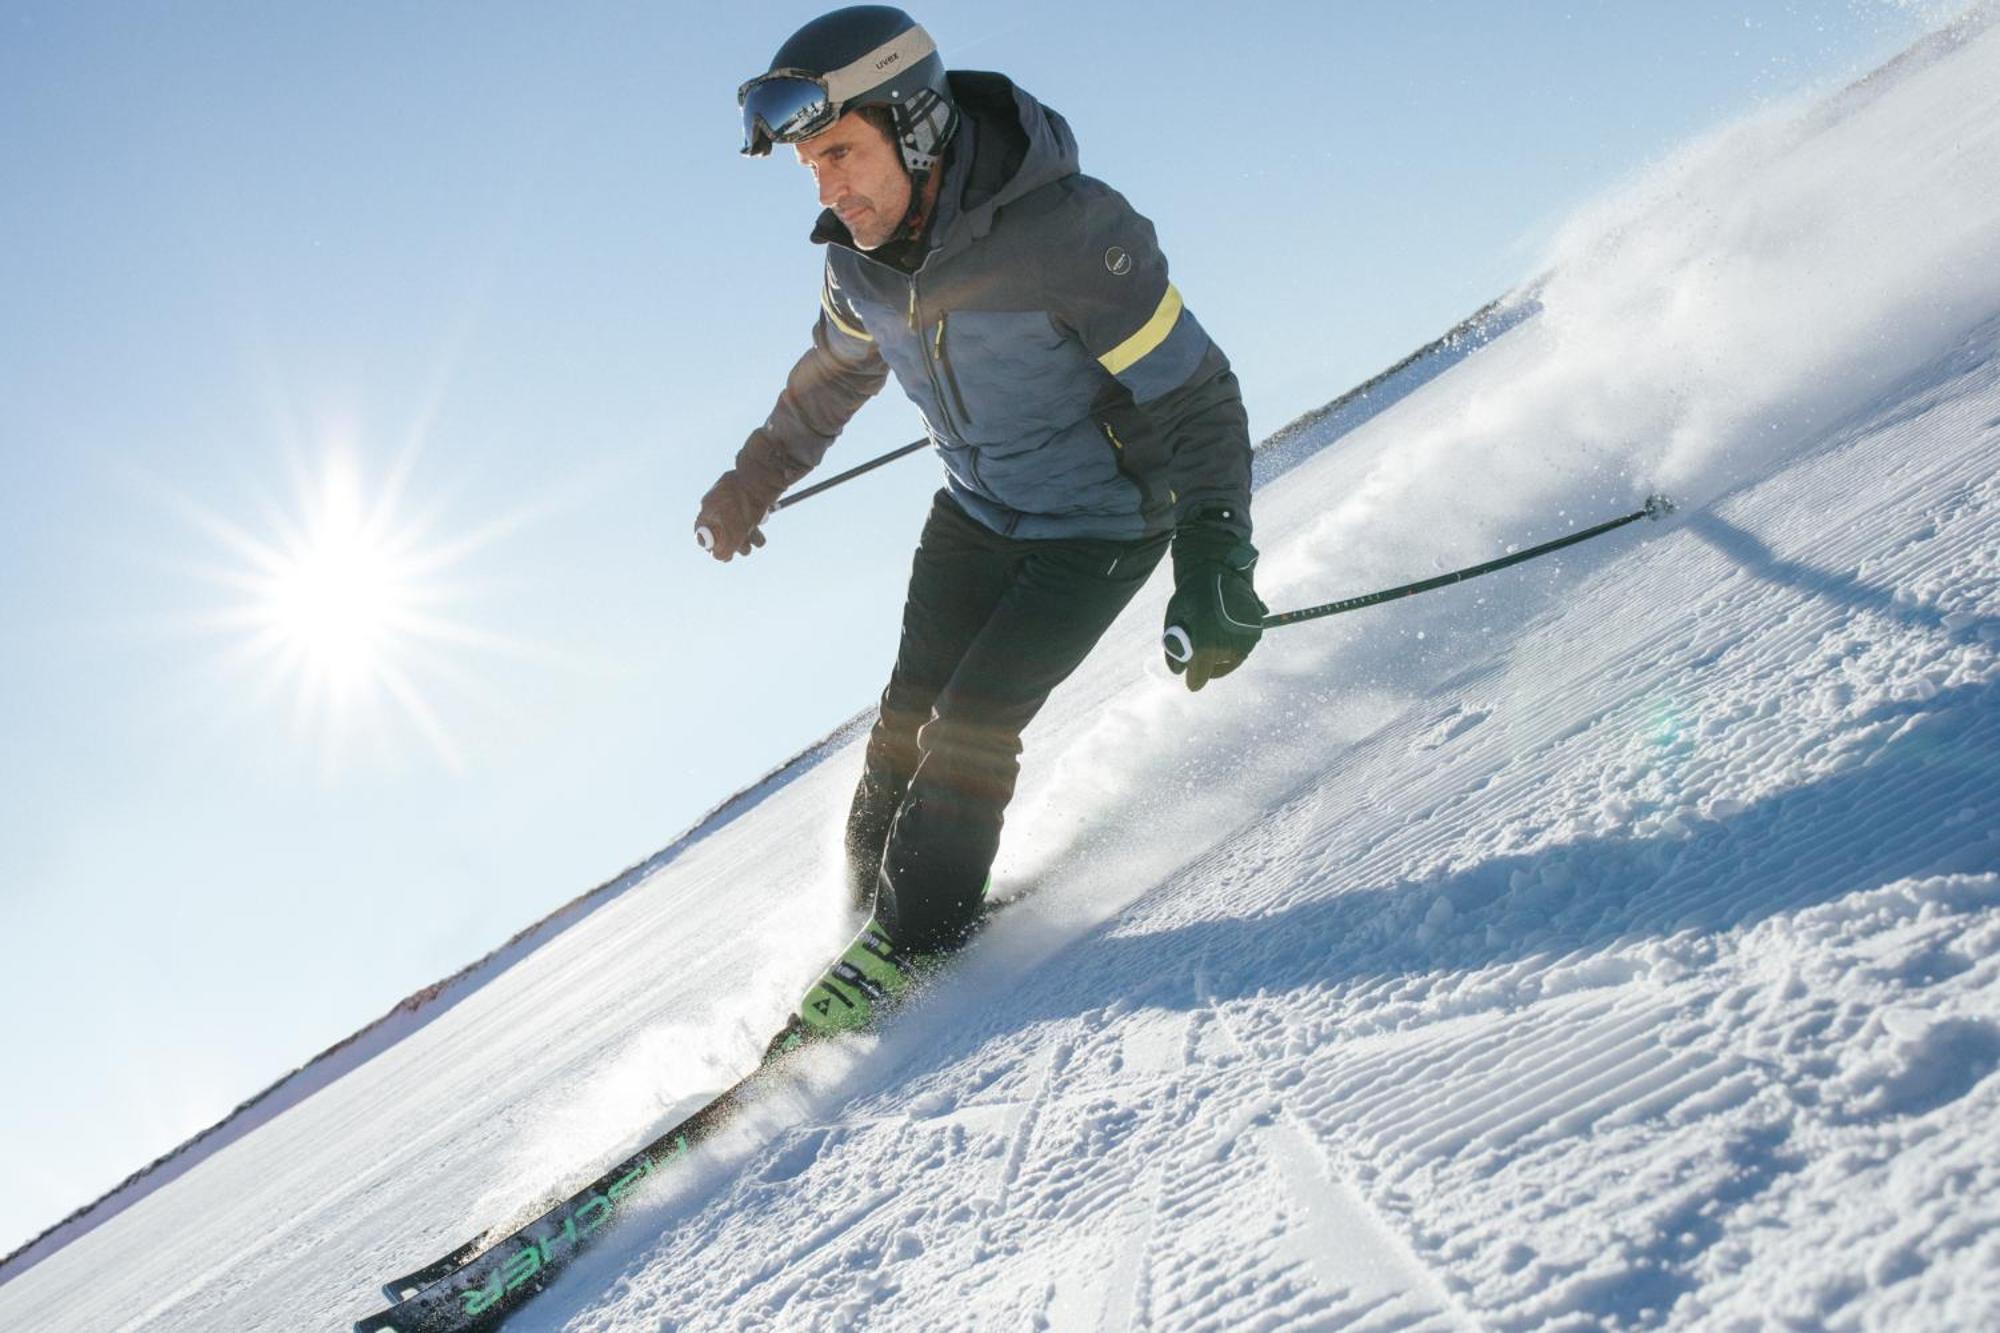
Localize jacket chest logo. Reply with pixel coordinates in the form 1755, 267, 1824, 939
1104, 246, 1133, 276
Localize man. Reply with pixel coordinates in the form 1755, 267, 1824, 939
696, 6, 1265, 1038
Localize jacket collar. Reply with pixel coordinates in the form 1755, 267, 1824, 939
809, 72, 1077, 271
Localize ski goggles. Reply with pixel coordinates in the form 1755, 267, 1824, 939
737, 24, 938, 157
738, 71, 840, 156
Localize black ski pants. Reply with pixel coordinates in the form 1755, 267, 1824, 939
846, 491, 1168, 953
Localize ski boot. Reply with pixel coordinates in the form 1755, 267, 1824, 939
764, 916, 934, 1060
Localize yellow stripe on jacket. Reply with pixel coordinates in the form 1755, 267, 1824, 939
1097, 283, 1182, 376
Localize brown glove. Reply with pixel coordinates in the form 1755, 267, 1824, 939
694, 469, 778, 562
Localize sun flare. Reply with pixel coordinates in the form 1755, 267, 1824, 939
173, 442, 508, 771
259, 454, 414, 698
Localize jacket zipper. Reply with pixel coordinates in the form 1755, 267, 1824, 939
934, 315, 973, 428
898, 250, 1012, 529
908, 280, 966, 441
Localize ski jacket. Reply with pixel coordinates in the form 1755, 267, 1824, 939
734, 72, 1253, 542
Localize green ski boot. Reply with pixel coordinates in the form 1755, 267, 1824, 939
765, 882, 1000, 1061
763, 917, 935, 1061
801, 916, 928, 1033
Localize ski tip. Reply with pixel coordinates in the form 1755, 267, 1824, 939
1642, 492, 1677, 520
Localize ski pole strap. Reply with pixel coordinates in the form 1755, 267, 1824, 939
1264, 494, 1674, 629
773, 437, 930, 512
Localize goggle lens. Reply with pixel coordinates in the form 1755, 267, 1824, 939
739, 75, 834, 154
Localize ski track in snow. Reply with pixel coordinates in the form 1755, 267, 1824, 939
4, 12, 2000, 1333
533, 322, 2000, 1332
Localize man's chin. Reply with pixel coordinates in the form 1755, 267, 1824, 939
840, 208, 900, 250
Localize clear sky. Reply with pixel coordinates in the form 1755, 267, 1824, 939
0, 0, 1943, 1255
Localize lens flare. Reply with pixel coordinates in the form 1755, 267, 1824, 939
160, 438, 532, 773
261, 454, 412, 699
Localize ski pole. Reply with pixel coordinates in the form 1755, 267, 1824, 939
1163, 494, 1674, 662
771, 436, 929, 512
696, 437, 928, 553
1265, 493, 1676, 627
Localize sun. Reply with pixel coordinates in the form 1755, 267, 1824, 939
172, 441, 503, 771
260, 453, 415, 700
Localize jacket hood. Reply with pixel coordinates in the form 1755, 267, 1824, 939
944, 71, 1078, 239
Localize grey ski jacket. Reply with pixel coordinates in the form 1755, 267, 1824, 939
735, 72, 1252, 543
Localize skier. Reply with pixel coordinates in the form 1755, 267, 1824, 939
696, 5, 1265, 1037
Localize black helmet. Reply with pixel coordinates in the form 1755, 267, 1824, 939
737, 5, 957, 181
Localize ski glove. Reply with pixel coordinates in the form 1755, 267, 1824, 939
1163, 507, 1266, 691
695, 468, 777, 562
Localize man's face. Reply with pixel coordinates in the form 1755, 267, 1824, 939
794, 111, 910, 251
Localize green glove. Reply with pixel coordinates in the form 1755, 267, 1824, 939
1162, 507, 1266, 691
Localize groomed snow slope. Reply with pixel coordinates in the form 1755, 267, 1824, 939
5, 11, 2000, 1332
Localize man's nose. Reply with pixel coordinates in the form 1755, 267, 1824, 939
816, 169, 842, 208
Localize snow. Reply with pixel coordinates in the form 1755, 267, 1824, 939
5, 9, 2000, 1331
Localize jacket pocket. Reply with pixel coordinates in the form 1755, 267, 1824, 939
937, 310, 1099, 444
1097, 400, 1176, 522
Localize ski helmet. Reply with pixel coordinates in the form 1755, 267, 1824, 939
737, 5, 958, 184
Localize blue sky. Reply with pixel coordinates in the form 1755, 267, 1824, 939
0, 1, 1937, 1254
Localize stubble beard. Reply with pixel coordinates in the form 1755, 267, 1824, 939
846, 204, 897, 251
841, 170, 914, 251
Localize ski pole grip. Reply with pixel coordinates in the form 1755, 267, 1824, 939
695, 524, 716, 553
1162, 624, 1194, 665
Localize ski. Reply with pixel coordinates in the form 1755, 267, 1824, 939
355, 896, 1019, 1332
377, 1239, 481, 1308
352, 1020, 811, 1332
